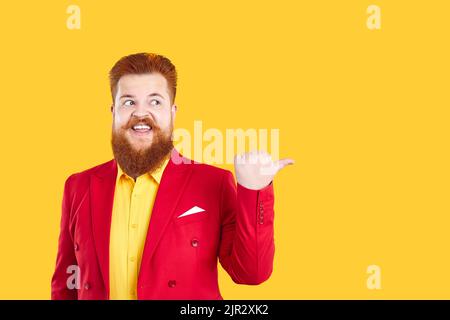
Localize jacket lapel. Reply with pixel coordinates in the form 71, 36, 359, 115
90, 159, 117, 297
138, 149, 193, 284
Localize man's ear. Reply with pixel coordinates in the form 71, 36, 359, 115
171, 104, 177, 120
110, 104, 114, 113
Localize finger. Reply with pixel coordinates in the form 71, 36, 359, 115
234, 153, 245, 165
275, 158, 295, 172
248, 150, 258, 163
260, 154, 271, 164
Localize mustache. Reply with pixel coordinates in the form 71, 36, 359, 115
123, 116, 159, 130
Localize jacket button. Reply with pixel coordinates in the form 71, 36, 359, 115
84, 283, 90, 290
191, 239, 199, 247
74, 243, 79, 251
168, 280, 176, 288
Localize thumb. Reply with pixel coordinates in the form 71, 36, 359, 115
275, 158, 295, 172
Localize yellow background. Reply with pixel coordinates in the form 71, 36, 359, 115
0, 0, 449, 299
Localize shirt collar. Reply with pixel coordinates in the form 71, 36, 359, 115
116, 156, 170, 184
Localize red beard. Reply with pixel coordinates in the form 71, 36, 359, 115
111, 117, 173, 179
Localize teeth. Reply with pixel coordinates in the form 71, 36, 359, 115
132, 124, 151, 130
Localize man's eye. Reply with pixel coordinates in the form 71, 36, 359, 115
150, 99, 161, 106
123, 100, 134, 106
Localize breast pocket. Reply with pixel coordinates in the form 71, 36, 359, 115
174, 209, 209, 225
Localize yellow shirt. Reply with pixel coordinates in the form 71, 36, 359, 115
109, 157, 169, 300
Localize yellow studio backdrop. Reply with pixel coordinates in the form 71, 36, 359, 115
0, 0, 449, 299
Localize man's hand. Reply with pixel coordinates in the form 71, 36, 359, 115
234, 150, 294, 190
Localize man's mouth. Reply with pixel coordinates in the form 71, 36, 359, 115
132, 124, 152, 131
130, 123, 153, 135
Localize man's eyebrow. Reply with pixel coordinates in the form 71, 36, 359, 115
148, 93, 165, 99
119, 93, 165, 99
119, 94, 135, 99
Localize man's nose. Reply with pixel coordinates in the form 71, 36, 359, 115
132, 101, 151, 118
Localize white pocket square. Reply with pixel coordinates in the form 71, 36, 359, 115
177, 206, 206, 218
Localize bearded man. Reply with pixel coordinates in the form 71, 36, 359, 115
51, 53, 294, 300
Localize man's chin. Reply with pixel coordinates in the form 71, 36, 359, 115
129, 142, 153, 153
126, 134, 153, 149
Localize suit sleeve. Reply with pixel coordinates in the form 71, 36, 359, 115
218, 170, 275, 285
51, 175, 78, 300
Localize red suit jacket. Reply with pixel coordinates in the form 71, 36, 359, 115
51, 150, 275, 300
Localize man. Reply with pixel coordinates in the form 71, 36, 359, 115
51, 53, 294, 300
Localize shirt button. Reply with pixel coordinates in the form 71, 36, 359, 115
131, 224, 138, 229
168, 280, 176, 288
130, 257, 136, 262
74, 243, 79, 251
84, 283, 90, 290
191, 239, 199, 247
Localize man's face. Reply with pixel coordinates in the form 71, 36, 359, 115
112, 73, 176, 150
111, 73, 177, 178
